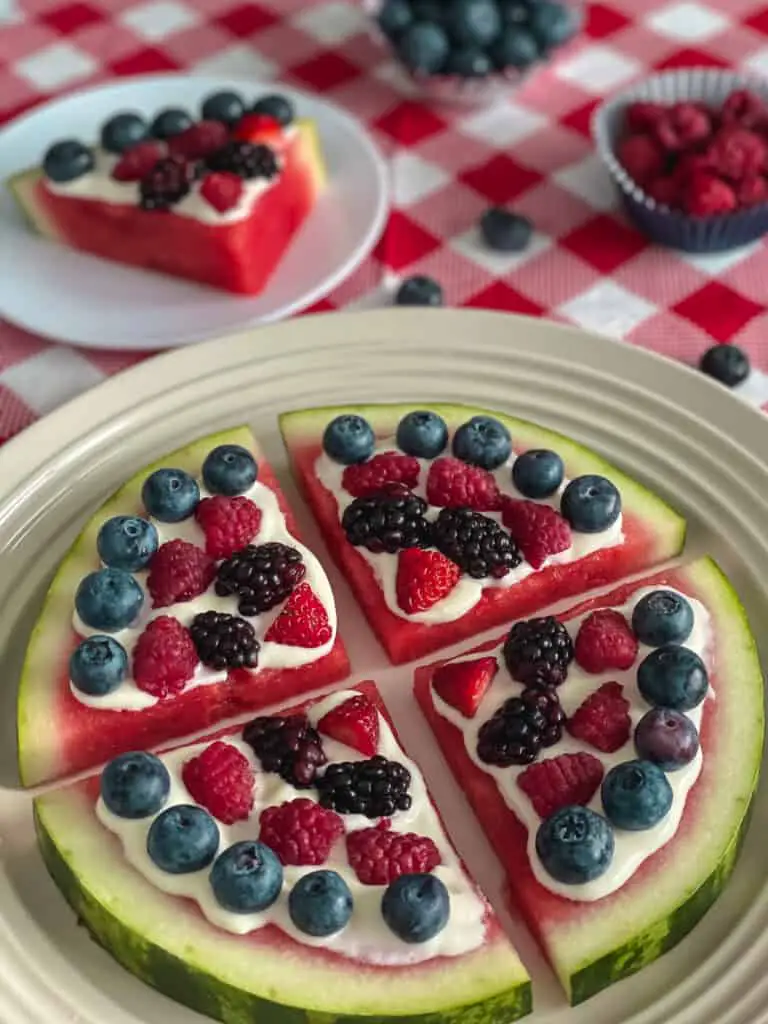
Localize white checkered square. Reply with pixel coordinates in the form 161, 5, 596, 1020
555, 44, 641, 94
15, 42, 97, 90
647, 2, 730, 42
120, 1, 201, 41
558, 281, 657, 337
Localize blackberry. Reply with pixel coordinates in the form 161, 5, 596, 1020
503, 616, 574, 687
316, 755, 412, 818
189, 610, 259, 670
476, 686, 565, 767
243, 713, 326, 788
433, 507, 521, 579
342, 486, 432, 554
139, 155, 193, 210
215, 542, 305, 616
206, 141, 279, 180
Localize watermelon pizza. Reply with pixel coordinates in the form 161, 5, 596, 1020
18, 425, 350, 787
414, 556, 764, 1004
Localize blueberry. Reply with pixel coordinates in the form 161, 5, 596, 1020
394, 275, 444, 307
480, 207, 534, 252
100, 113, 148, 154
535, 806, 614, 884
397, 22, 450, 73
499, 0, 531, 24
147, 805, 220, 874
491, 26, 541, 68
637, 645, 708, 712
150, 108, 193, 140
201, 90, 246, 127
699, 344, 750, 388
75, 568, 144, 632
42, 140, 94, 183
288, 870, 353, 937
445, 0, 502, 47
560, 475, 621, 533
97, 515, 158, 572
601, 760, 673, 831
632, 590, 694, 647
381, 873, 450, 942
70, 635, 128, 696
528, 0, 580, 50
202, 444, 258, 496
101, 751, 170, 819
210, 841, 283, 913
251, 93, 295, 127
512, 449, 564, 498
322, 414, 376, 465
635, 708, 700, 771
452, 415, 512, 470
444, 47, 494, 77
142, 468, 200, 522
396, 410, 448, 458
378, 0, 414, 37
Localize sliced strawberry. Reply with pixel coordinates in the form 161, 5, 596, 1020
395, 548, 460, 614
264, 583, 332, 648
574, 609, 638, 673
233, 113, 283, 147
426, 457, 501, 510
568, 681, 631, 753
112, 142, 163, 182
518, 752, 604, 818
432, 656, 498, 718
317, 694, 379, 757
501, 498, 572, 569
342, 453, 421, 498
200, 172, 244, 213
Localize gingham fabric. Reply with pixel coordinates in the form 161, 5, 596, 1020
2, 0, 768, 441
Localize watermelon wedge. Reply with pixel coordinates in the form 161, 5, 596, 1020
18, 425, 349, 788
280, 403, 686, 664
33, 681, 533, 1024
415, 557, 764, 1004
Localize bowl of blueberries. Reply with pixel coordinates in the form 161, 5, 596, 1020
367, 0, 583, 105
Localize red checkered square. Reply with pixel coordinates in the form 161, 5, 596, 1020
373, 211, 442, 272
561, 214, 647, 274
214, 3, 279, 36
559, 99, 601, 138
41, 2, 104, 34
654, 47, 729, 70
673, 283, 763, 342
464, 281, 547, 317
287, 50, 362, 90
374, 101, 449, 147
109, 46, 179, 75
584, 3, 632, 38
460, 154, 543, 206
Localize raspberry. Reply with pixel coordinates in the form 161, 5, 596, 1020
706, 127, 767, 181
200, 172, 244, 213
574, 609, 638, 673
182, 740, 254, 824
645, 175, 680, 209
625, 101, 667, 133
617, 134, 664, 185
736, 174, 768, 207
673, 151, 712, 183
168, 120, 228, 160
112, 142, 163, 182
147, 539, 215, 608
194, 495, 262, 559
233, 113, 283, 146
501, 498, 572, 570
258, 798, 344, 866
317, 694, 380, 757
431, 655, 498, 719
653, 102, 712, 151
264, 582, 332, 648
346, 828, 441, 885
721, 89, 766, 131
341, 453, 421, 498
425, 457, 501, 510
395, 548, 460, 614
133, 616, 198, 697
517, 752, 604, 819
568, 681, 631, 753
683, 173, 737, 217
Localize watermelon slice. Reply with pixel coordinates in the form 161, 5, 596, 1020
17, 425, 349, 788
415, 557, 764, 1004
280, 403, 686, 664
33, 681, 533, 1024
7, 118, 325, 295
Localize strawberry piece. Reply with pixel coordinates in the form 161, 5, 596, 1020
432, 656, 498, 718
112, 142, 163, 182
501, 498, 572, 570
617, 134, 664, 185
518, 752, 604, 818
133, 616, 198, 698
706, 127, 768, 181
346, 828, 441, 885
568, 681, 631, 753
342, 453, 420, 498
233, 113, 283, 146
395, 548, 460, 614
721, 89, 767, 131
168, 120, 228, 160
264, 582, 332, 648
194, 495, 261, 559
147, 539, 215, 608
574, 609, 638, 673
259, 798, 344, 866
317, 694, 380, 756
200, 172, 244, 213
426, 457, 501, 511
182, 740, 254, 824
682, 173, 737, 216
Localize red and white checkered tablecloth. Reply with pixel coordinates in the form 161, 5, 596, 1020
2, 0, 768, 442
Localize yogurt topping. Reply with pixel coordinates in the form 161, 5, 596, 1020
314, 438, 624, 626
70, 477, 337, 711
97, 689, 487, 965
431, 587, 712, 902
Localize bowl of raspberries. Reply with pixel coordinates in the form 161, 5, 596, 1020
366, 0, 582, 106
593, 69, 768, 253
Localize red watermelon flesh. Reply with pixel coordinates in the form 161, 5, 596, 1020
279, 404, 686, 665
414, 557, 764, 1004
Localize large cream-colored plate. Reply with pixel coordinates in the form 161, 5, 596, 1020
0, 308, 766, 1024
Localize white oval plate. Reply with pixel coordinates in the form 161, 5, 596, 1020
0, 74, 388, 351
0, 309, 766, 1024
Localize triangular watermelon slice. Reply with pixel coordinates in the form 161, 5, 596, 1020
34, 681, 532, 1024
280, 403, 686, 664
415, 557, 764, 1004
17, 425, 349, 788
